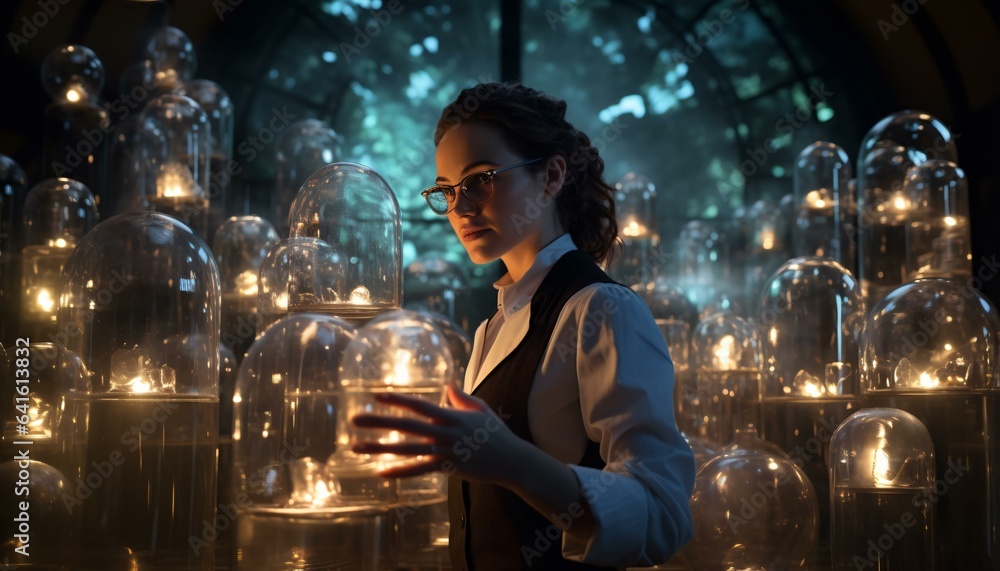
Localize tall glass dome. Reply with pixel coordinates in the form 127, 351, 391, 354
274, 119, 342, 233
56, 211, 220, 569
829, 408, 936, 571
793, 141, 854, 272
288, 162, 402, 322
902, 160, 972, 280
861, 278, 1000, 569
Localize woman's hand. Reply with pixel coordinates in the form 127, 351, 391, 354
350, 385, 527, 484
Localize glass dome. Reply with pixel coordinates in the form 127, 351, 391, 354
20, 179, 98, 327
857, 144, 922, 306
744, 199, 791, 312
144, 26, 197, 92
336, 309, 453, 479
683, 449, 818, 570
41, 44, 104, 105
829, 408, 936, 570
231, 313, 357, 510
56, 211, 219, 568
862, 279, 999, 392
690, 312, 761, 444
861, 278, 1000, 569
404, 255, 469, 327
230, 313, 399, 568
611, 172, 659, 284
137, 94, 212, 236
759, 257, 864, 399
288, 162, 402, 321
0, 459, 72, 568
174, 79, 235, 221
675, 220, 730, 310
257, 237, 348, 327
902, 160, 972, 280
274, 119, 342, 233
858, 110, 958, 172
793, 141, 854, 270
58, 211, 220, 394
416, 310, 471, 391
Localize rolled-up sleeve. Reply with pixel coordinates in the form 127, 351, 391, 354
561, 284, 696, 567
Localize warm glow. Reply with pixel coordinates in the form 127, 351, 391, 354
236, 270, 258, 297
156, 162, 196, 198
622, 217, 648, 238
387, 354, 411, 385
873, 447, 892, 486
918, 372, 938, 388
275, 292, 289, 311
802, 380, 824, 398
48, 237, 69, 248
713, 335, 735, 369
944, 216, 957, 227
803, 189, 827, 209
66, 88, 81, 103
36, 289, 55, 312
127, 377, 153, 393
760, 231, 775, 250
350, 285, 372, 305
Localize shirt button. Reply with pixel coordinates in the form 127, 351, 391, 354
459, 514, 466, 528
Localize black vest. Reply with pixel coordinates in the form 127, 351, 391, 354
448, 250, 617, 571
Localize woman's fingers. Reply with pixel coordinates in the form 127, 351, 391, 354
351, 414, 453, 440
376, 460, 443, 479
372, 391, 455, 422
446, 385, 489, 412
352, 441, 449, 457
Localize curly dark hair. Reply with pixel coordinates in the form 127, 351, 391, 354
434, 82, 619, 266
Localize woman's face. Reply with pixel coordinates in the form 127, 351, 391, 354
435, 121, 560, 266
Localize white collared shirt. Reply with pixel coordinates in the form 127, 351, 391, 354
464, 233, 696, 568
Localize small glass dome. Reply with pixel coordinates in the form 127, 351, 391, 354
231, 313, 357, 510
144, 26, 197, 92
862, 279, 1000, 391
336, 309, 453, 479
41, 44, 104, 105
274, 119, 342, 232
174, 79, 235, 217
257, 237, 347, 327
858, 110, 958, 172
684, 449, 818, 570
137, 94, 211, 236
691, 313, 761, 444
675, 220, 730, 310
288, 162, 402, 321
829, 408, 936, 570
615, 172, 658, 240
20, 179, 98, 325
759, 257, 864, 399
58, 211, 220, 395
903, 160, 972, 280
747, 199, 788, 255
404, 255, 468, 326
793, 141, 854, 268
214, 215, 279, 307
632, 276, 698, 369
416, 310, 472, 390
0, 459, 72, 567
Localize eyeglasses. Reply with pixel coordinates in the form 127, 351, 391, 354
420, 158, 544, 215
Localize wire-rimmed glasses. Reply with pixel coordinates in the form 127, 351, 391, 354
420, 157, 544, 215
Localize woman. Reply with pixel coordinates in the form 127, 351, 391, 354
352, 82, 695, 570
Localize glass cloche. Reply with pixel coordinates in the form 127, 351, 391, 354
274, 119, 342, 233
829, 408, 935, 571
257, 237, 347, 328
793, 141, 854, 270
288, 162, 402, 322
144, 26, 197, 93
902, 160, 972, 280
56, 211, 220, 569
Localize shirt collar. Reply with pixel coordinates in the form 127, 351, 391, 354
493, 233, 578, 320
